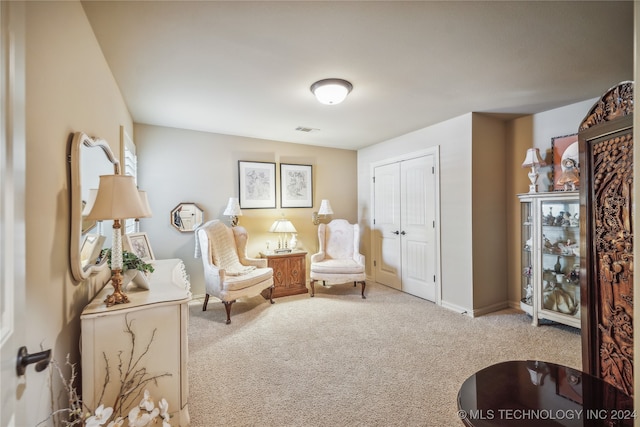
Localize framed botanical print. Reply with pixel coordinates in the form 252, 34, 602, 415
238, 161, 276, 209
551, 133, 579, 191
280, 163, 313, 208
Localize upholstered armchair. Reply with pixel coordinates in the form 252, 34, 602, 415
310, 219, 366, 298
196, 220, 274, 324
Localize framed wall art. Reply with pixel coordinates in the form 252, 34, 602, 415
280, 163, 313, 208
551, 133, 579, 191
124, 232, 155, 262
238, 161, 276, 209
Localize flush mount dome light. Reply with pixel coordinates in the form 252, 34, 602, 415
310, 78, 353, 105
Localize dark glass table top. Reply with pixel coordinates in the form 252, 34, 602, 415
457, 360, 634, 427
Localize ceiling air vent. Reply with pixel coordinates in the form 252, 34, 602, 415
295, 126, 319, 133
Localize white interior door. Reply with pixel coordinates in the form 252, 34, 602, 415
373, 162, 401, 289
373, 152, 439, 302
1, 3, 26, 426
400, 155, 437, 301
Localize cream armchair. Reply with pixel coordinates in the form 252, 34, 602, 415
196, 220, 274, 324
310, 219, 366, 298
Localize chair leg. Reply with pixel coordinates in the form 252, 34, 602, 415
223, 300, 235, 324
360, 281, 366, 299
268, 285, 275, 304
310, 279, 315, 297
353, 281, 356, 287
202, 294, 210, 311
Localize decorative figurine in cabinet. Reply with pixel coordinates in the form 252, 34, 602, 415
518, 192, 580, 328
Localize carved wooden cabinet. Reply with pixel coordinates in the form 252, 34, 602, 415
579, 81, 633, 397
518, 192, 581, 328
260, 251, 308, 298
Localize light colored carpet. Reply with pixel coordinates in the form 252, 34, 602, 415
187, 281, 581, 427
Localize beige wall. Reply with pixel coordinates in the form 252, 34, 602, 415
357, 113, 510, 315
24, 2, 133, 425
19, 1, 633, 425
505, 115, 533, 305
471, 113, 508, 311
359, 102, 598, 316
506, 99, 597, 313
358, 114, 475, 312
134, 124, 358, 297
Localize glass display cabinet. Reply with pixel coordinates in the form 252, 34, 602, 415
518, 192, 580, 328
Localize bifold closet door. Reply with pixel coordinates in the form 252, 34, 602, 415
373, 155, 437, 301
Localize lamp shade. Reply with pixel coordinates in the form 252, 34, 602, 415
522, 148, 546, 168
137, 190, 153, 218
269, 219, 297, 233
310, 79, 353, 105
85, 175, 148, 220
318, 199, 334, 215
223, 197, 243, 216
82, 189, 99, 216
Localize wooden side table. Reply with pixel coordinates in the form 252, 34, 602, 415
260, 251, 308, 298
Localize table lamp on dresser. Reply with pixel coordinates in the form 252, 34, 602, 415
85, 174, 150, 306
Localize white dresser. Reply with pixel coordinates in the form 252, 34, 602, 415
81, 258, 191, 425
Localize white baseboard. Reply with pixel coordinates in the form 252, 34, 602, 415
440, 300, 511, 317
471, 301, 510, 317
188, 293, 207, 306
507, 300, 522, 310
440, 300, 473, 316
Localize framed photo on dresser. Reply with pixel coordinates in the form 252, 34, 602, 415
124, 232, 155, 262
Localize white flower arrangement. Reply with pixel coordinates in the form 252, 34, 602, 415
84, 390, 171, 427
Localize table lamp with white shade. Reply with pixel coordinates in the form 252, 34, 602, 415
269, 218, 297, 253
223, 197, 243, 227
521, 148, 546, 193
82, 188, 103, 235
134, 190, 153, 232
312, 199, 334, 225
85, 174, 150, 306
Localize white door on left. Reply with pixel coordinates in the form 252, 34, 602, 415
1, 3, 27, 426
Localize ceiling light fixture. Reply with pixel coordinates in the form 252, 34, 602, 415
310, 78, 353, 105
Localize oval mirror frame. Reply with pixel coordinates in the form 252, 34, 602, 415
170, 202, 204, 232
69, 132, 120, 282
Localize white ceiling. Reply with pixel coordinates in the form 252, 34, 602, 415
81, 1, 633, 150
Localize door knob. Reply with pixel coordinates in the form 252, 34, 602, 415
392, 230, 400, 235
16, 346, 51, 376
401, 231, 406, 235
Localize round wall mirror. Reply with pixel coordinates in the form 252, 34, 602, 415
171, 203, 204, 232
